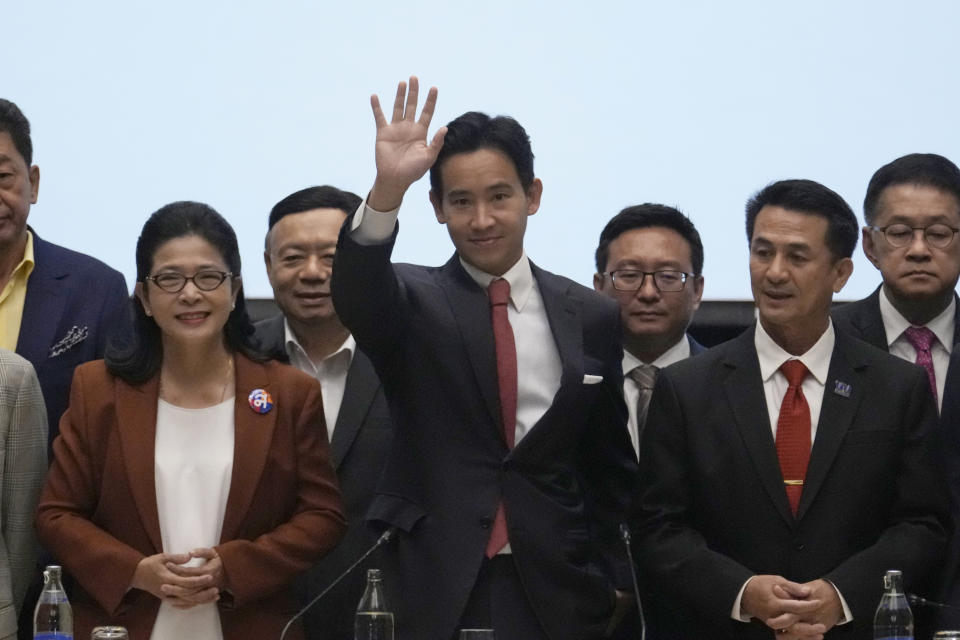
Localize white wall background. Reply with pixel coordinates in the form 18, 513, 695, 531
5, 1, 959, 300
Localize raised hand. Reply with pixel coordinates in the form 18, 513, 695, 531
368, 76, 447, 212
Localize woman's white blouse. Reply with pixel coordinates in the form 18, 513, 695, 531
150, 397, 235, 640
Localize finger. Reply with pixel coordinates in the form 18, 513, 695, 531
189, 547, 217, 560
165, 562, 215, 578
163, 584, 219, 602
781, 622, 826, 639
418, 86, 439, 128
404, 76, 419, 121
764, 612, 801, 629
371, 95, 387, 129
391, 81, 407, 123
161, 569, 215, 589
427, 126, 448, 160
776, 580, 813, 599
772, 598, 823, 616
159, 552, 191, 565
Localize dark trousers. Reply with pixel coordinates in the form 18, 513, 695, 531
453, 555, 550, 640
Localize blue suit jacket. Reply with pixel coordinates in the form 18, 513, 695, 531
331, 221, 637, 640
15, 230, 130, 451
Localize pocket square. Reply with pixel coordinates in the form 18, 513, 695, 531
582, 374, 604, 385
49, 325, 89, 358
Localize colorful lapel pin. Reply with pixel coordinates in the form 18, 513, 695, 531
833, 380, 852, 398
248, 388, 274, 414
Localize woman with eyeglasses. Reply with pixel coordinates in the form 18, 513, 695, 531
36, 201, 346, 640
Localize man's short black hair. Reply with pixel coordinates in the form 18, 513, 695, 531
863, 153, 960, 225
0, 99, 33, 166
745, 179, 859, 259
595, 203, 704, 275
429, 111, 534, 196
268, 185, 362, 233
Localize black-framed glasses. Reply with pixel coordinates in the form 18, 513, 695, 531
605, 269, 690, 292
869, 223, 960, 249
145, 270, 233, 293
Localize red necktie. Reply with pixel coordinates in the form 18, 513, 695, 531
904, 326, 938, 407
775, 360, 810, 516
486, 278, 517, 557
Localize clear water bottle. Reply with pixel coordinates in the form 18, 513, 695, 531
874, 569, 913, 640
33, 565, 73, 640
355, 568, 394, 640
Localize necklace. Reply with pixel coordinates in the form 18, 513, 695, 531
159, 354, 235, 405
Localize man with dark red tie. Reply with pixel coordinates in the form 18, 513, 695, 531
634, 179, 949, 639
331, 79, 637, 640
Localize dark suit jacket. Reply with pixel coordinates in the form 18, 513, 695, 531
832, 285, 960, 355
687, 333, 707, 356
15, 230, 130, 451
635, 327, 949, 639
35, 356, 346, 640
254, 315, 394, 640
331, 223, 638, 640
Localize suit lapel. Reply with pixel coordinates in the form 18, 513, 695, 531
17, 232, 68, 362
722, 330, 795, 527
115, 374, 163, 553
254, 314, 289, 363
952, 293, 960, 347
852, 287, 889, 351
533, 264, 583, 389
438, 256, 501, 431
329, 350, 379, 468
797, 334, 863, 519
219, 355, 277, 542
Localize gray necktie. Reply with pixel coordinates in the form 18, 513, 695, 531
628, 363, 659, 444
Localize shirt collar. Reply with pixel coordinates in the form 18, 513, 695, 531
755, 319, 834, 385
283, 318, 355, 365
459, 253, 534, 312
621, 335, 691, 374
879, 285, 955, 353
14, 229, 35, 278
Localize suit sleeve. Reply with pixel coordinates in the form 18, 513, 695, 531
35, 366, 147, 616
825, 368, 949, 618
215, 379, 347, 607
331, 215, 406, 376
2, 359, 47, 611
634, 370, 755, 621
578, 301, 638, 589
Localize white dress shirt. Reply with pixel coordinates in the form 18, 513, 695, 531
879, 287, 954, 410
349, 201, 563, 553
283, 320, 355, 438
731, 321, 852, 624
621, 337, 690, 457
152, 398, 234, 640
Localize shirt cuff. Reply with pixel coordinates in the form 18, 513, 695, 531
350, 200, 399, 245
827, 580, 853, 625
731, 577, 753, 622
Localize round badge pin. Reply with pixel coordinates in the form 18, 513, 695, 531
248, 388, 274, 414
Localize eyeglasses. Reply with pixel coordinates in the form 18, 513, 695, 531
145, 270, 233, 293
869, 223, 960, 249
604, 269, 690, 292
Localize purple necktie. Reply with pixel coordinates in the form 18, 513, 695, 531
904, 326, 938, 406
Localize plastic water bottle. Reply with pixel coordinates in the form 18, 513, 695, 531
33, 565, 73, 640
355, 568, 394, 640
874, 569, 913, 640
